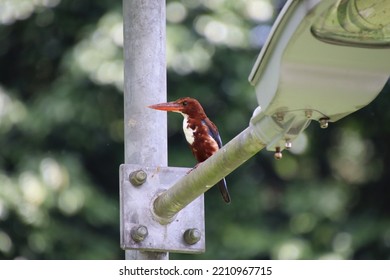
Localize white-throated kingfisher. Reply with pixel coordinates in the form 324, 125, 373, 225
148, 97, 231, 203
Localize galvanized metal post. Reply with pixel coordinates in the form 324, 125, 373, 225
122, 0, 168, 260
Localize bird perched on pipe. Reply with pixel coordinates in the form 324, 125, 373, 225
148, 97, 231, 203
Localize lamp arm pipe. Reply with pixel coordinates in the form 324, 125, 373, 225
153, 124, 266, 223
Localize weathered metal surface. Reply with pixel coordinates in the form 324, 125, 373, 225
120, 164, 205, 253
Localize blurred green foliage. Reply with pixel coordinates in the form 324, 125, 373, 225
0, 0, 389, 260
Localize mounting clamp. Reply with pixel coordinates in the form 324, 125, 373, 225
119, 164, 205, 254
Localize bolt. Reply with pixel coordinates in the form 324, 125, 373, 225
129, 170, 147, 186
285, 140, 292, 150
183, 228, 201, 245
274, 147, 282, 160
305, 110, 313, 119
275, 112, 284, 122
131, 225, 148, 242
319, 118, 329, 129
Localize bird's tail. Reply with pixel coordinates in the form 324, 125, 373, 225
217, 178, 231, 204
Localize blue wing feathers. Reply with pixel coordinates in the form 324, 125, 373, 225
201, 119, 222, 148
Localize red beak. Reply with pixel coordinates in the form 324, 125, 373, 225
148, 102, 182, 112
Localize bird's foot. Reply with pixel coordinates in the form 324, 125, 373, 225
186, 163, 200, 174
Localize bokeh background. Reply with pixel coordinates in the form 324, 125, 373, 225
0, 0, 389, 259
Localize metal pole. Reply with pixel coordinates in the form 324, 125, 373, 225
123, 0, 168, 260
153, 125, 266, 224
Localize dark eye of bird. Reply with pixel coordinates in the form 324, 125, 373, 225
182, 101, 188, 106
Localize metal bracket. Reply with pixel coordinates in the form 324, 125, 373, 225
119, 164, 205, 254
250, 107, 313, 147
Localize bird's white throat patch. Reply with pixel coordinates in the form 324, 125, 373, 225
181, 113, 195, 145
